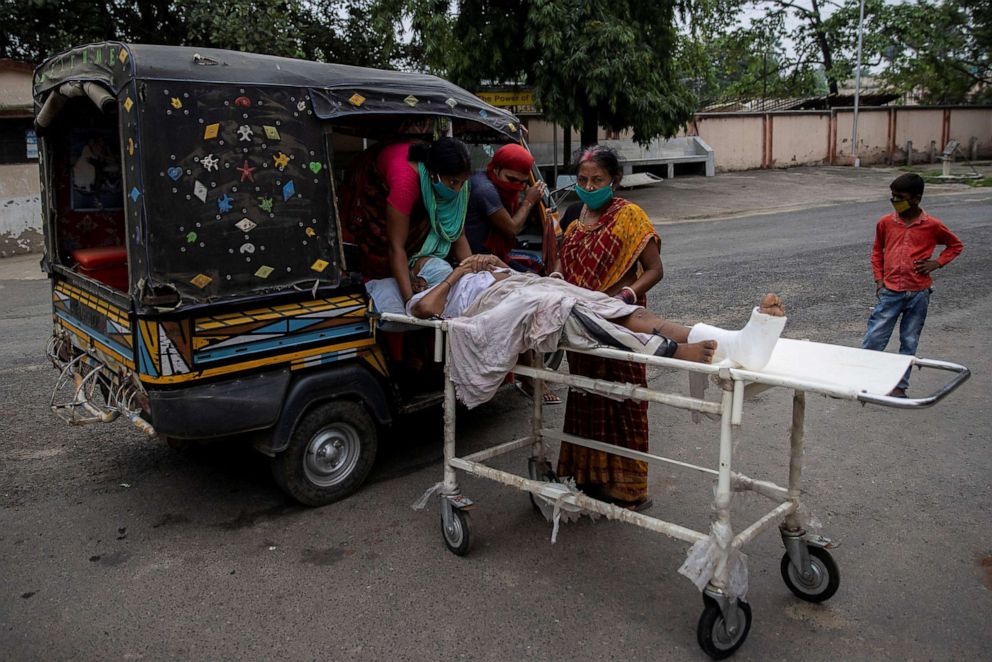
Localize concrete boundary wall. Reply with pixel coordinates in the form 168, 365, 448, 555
0, 164, 42, 257
692, 106, 992, 171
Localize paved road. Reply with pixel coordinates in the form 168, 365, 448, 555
1, 192, 990, 661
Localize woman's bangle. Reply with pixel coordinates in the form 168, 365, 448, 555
617, 286, 637, 304
548, 271, 564, 280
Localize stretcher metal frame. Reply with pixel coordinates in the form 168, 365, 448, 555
380, 312, 970, 659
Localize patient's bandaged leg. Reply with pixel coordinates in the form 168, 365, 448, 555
688, 307, 787, 370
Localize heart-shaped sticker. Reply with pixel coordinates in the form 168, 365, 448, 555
167, 166, 183, 181
309, 162, 322, 174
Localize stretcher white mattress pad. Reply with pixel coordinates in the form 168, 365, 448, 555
734, 338, 914, 396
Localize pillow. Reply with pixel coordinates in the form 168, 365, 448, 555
365, 278, 421, 331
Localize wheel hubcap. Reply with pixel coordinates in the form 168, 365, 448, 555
444, 514, 463, 545
713, 617, 741, 649
303, 424, 360, 487
794, 557, 827, 591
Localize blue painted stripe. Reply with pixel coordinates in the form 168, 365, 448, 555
137, 337, 157, 376
56, 311, 132, 362
195, 322, 370, 364
251, 317, 330, 335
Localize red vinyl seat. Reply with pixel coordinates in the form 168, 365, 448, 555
71, 246, 129, 291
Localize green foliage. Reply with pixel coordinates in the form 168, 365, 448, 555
385, 0, 697, 145
684, 0, 992, 104
878, 0, 992, 104
680, 28, 825, 104
0, 0, 392, 67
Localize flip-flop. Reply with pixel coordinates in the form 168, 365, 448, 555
625, 498, 653, 512
514, 380, 562, 405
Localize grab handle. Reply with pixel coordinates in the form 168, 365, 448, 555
858, 358, 970, 409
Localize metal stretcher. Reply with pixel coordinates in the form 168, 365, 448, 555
380, 312, 969, 659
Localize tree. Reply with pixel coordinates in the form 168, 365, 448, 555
683, 0, 892, 99
678, 28, 825, 105
0, 0, 390, 67
684, 0, 991, 105
878, 0, 992, 104
380, 0, 698, 146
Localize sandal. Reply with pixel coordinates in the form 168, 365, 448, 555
514, 380, 562, 405
621, 498, 653, 512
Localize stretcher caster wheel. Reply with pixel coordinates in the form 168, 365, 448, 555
780, 546, 839, 603
441, 508, 472, 556
697, 596, 751, 660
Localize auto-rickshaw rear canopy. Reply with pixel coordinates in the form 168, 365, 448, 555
33, 43, 522, 309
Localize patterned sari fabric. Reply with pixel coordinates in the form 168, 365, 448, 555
556, 198, 660, 504
339, 147, 429, 279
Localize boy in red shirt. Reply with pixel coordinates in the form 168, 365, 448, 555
862, 173, 964, 397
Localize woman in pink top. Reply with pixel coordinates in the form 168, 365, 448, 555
359, 138, 474, 302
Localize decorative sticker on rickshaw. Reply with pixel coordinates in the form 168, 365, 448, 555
237, 161, 255, 182
135, 82, 338, 302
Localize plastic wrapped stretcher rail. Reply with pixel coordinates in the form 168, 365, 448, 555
376, 307, 969, 660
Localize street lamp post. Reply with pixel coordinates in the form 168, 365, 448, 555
851, 0, 866, 168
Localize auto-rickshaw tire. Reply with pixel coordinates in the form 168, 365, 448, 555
270, 400, 377, 507
161, 435, 192, 451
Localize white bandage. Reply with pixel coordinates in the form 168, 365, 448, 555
687, 307, 787, 371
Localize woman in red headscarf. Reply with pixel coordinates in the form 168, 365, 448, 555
463, 143, 547, 262
465, 143, 557, 402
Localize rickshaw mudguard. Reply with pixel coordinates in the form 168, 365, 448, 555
257, 362, 391, 457
147, 369, 292, 440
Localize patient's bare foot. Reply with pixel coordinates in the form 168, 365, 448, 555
674, 339, 717, 363
759, 293, 785, 316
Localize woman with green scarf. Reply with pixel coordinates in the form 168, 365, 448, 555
369, 137, 473, 302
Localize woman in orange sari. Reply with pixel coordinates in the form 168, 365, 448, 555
553, 146, 663, 510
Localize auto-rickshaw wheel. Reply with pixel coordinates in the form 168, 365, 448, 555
270, 400, 377, 507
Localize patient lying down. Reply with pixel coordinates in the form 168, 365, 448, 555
407, 254, 786, 374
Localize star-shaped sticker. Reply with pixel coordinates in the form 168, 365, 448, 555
272, 152, 290, 169
237, 125, 253, 142
259, 197, 273, 212
237, 160, 256, 182
201, 154, 219, 172
217, 194, 233, 213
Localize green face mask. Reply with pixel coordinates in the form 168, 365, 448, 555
575, 183, 614, 210
890, 197, 911, 214
432, 179, 459, 201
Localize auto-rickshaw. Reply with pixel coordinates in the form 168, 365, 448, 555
34, 42, 557, 506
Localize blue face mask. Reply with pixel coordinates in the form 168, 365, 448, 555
417, 256, 453, 287
432, 178, 459, 201
575, 183, 614, 210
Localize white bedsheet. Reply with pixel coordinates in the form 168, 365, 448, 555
447, 273, 640, 408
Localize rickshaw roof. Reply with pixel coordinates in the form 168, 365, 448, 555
33, 42, 522, 135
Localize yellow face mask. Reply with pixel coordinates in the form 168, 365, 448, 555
890, 197, 911, 214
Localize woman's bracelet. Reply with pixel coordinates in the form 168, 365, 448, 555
617, 286, 638, 304
548, 271, 564, 280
